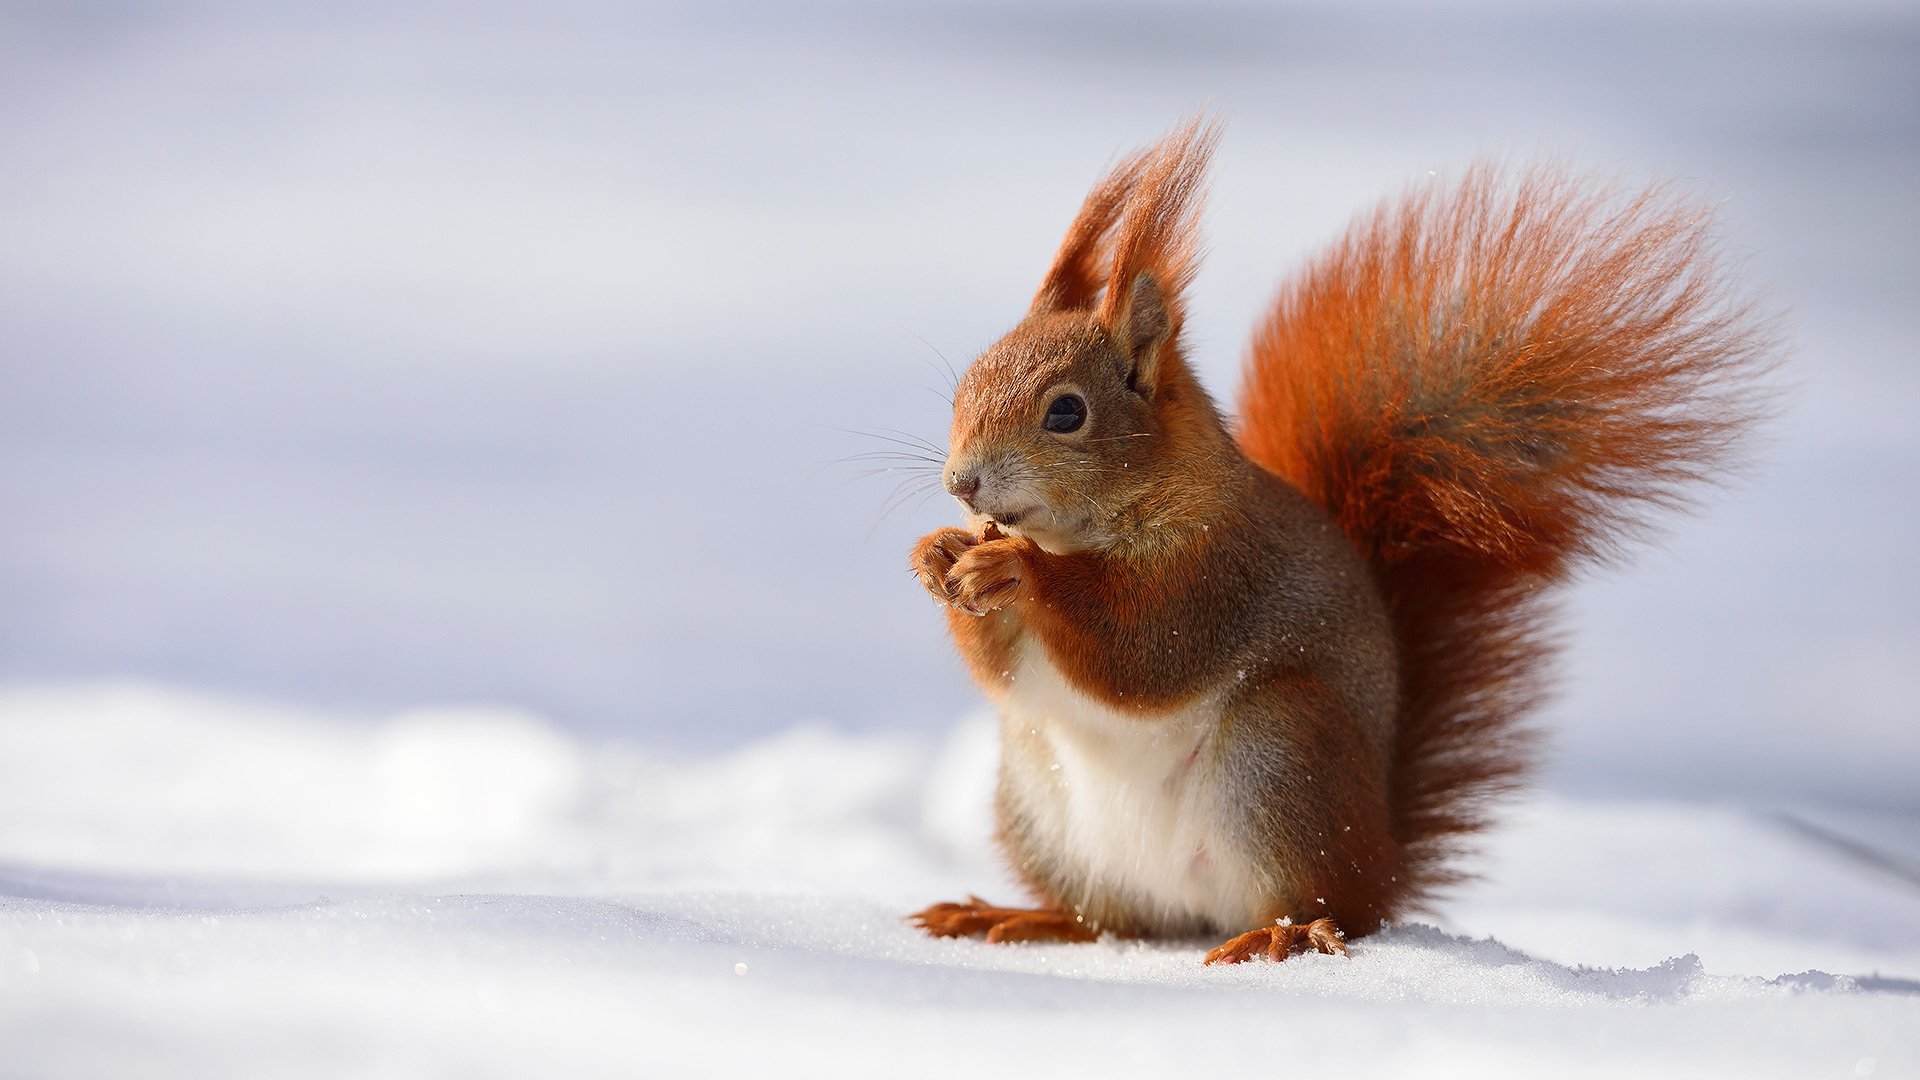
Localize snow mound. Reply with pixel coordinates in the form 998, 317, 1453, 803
1, 682, 1916, 1078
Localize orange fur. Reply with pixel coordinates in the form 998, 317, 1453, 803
1204, 918, 1347, 964
911, 896, 1100, 944
1096, 115, 1219, 340
907, 119, 1776, 957
1237, 164, 1778, 908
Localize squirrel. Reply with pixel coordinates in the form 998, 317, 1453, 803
904, 116, 1776, 964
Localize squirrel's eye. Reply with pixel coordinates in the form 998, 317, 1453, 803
1043, 394, 1087, 434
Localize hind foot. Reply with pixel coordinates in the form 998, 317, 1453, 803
1203, 917, 1347, 964
910, 896, 1099, 944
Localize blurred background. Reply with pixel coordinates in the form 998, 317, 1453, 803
1, 0, 1914, 815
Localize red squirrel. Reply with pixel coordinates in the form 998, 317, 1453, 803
907, 117, 1774, 964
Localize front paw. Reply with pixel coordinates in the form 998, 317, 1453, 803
911, 527, 978, 605
948, 537, 1029, 615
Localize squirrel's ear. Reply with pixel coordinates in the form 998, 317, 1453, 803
1111, 271, 1172, 395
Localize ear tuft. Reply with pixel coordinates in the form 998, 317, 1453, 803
1030, 152, 1150, 314
1095, 115, 1220, 386
1030, 114, 1221, 319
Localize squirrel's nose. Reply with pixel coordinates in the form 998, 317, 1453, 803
946, 470, 980, 503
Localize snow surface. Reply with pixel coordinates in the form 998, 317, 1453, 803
3, 683, 1915, 1078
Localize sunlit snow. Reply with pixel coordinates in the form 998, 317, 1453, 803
2, 684, 1914, 1077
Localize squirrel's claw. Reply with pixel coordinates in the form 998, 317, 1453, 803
1203, 917, 1348, 965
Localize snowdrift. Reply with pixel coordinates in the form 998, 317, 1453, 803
1, 683, 1914, 1078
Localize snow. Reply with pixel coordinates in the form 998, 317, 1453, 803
3, 683, 1915, 1077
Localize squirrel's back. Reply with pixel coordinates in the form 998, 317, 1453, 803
1237, 164, 1777, 910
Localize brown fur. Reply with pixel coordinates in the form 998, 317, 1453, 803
907, 120, 1775, 959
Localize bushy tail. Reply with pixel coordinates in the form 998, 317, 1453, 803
1236, 165, 1778, 911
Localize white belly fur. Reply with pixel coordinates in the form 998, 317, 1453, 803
997, 638, 1270, 935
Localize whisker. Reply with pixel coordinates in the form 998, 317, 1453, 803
877, 475, 939, 517
906, 483, 946, 520
805, 422, 950, 459
905, 329, 962, 391
811, 452, 941, 482
1057, 482, 1107, 520
857, 430, 949, 460
868, 474, 950, 542
866, 425, 950, 458
838, 450, 946, 466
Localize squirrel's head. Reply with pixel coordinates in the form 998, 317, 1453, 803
941, 117, 1234, 555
